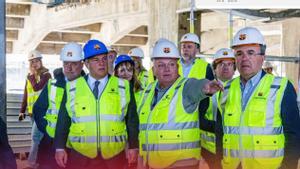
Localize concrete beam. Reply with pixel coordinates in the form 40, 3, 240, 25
42, 32, 91, 43
115, 36, 147, 45
5, 0, 33, 5
6, 3, 31, 17
6, 29, 18, 40
129, 25, 147, 35
14, 0, 148, 54
35, 43, 64, 54
111, 45, 137, 54
6, 17, 24, 29
63, 23, 101, 33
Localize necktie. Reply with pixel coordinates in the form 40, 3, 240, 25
93, 81, 100, 99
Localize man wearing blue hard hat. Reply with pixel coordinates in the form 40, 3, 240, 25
54, 39, 139, 169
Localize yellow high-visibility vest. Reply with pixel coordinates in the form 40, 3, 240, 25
66, 76, 130, 159
138, 70, 149, 89
178, 59, 208, 79
44, 80, 64, 138
26, 79, 42, 115
200, 92, 220, 154
138, 77, 200, 169
220, 74, 287, 169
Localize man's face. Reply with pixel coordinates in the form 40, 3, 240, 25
63, 61, 83, 81
107, 51, 117, 67
234, 44, 264, 80
153, 58, 179, 87
180, 42, 198, 61
85, 54, 108, 79
215, 59, 235, 82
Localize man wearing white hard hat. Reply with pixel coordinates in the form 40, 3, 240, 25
20, 50, 52, 169
128, 47, 154, 88
262, 61, 274, 74
179, 33, 214, 80
220, 27, 300, 169
137, 38, 223, 169
33, 42, 85, 169
200, 48, 236, 169
107, 46, 118, 75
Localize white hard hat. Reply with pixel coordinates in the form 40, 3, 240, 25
263, 61, 273, 69
60, 42, 84, 62
28, 50, 42, 61
128, 47, 144, 58
152, 38, 180, 59
213, 48, 235, 62
180, 33, 200, 44
232, 27, 265, 47
107, 46, 117, 52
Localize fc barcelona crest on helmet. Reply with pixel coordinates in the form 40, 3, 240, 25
223, 51, 228, 56
239, 34, 246, 40
94, 44, 100, 50
67, 52, 73, 57
163, 47, 170, 53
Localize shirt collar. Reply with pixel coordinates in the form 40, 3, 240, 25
180, 58, 195, 67
241, 70, 262, 88
88, 74, 108, 86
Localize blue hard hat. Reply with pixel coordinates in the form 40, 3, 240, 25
83, 39, 108, 60
114, 54, 134, 69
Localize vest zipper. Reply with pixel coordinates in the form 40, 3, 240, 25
96, 98, 100, 152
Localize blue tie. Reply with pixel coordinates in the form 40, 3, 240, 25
93, 81, 100, 99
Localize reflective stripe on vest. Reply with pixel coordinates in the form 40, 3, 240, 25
66, 76, 129, 159
224, 148, 284, 158
142, 141, 200, 151
139, 77, 200, 169
69, 135, 127, 143
200, 94, 218, 154
139, 70, 149, 89
221, 74, 287, 169
178, 59, 208, 79
45, 80, 64, 138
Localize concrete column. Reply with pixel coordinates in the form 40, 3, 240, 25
0, 0, 6, 121
282, 18, 300, 87
148, 0, 179, 46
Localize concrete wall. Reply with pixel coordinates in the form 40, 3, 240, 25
282, 18, 300, 86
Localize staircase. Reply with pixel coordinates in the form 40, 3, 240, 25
7, 93, 32, 154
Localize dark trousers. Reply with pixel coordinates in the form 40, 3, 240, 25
37, 135, 61, 169
66, 149, 127, 169
201, 149, 222, 169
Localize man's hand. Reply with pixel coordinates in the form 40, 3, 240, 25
127, 149, 138, 165
202, 80, 224, 95
18, 113, 26, 121
55, 150, 68, 168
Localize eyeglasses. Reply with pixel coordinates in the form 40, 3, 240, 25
156, 62, 177, 70
218, 62, 234, 68
234, 49, 263, 58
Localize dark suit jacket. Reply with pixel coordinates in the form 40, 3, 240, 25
0, 117, 17, 169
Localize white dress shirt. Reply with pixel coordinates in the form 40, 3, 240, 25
87, 74, 109, 98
